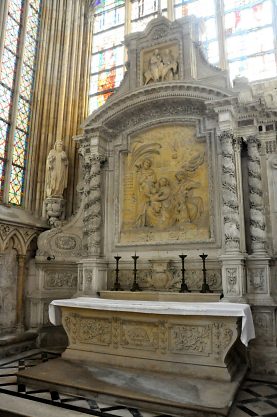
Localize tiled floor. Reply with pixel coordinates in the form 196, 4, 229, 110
0, 349, 276, 417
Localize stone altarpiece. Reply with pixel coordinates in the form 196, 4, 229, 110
34, 16, 277, 373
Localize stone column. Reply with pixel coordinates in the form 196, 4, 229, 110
246, 136, 271, 302
79, 148, 108, 296
25, 0, 93, 218
219, 131, 246, 301
247, 136, 267, 254
16, 254, 26, 333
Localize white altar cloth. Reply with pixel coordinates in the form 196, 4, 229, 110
49, 297, 255, 346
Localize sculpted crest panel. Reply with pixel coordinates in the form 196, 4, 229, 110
120, 124, 210, 244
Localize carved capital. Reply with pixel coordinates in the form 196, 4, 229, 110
246, 135, 261, 147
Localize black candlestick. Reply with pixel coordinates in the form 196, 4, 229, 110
179, 254, 191, 293
112, 256, 122, 291
199, 253, 213, 293
130, 253, 141, 292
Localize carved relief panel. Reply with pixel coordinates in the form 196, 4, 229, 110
141, 43, 179, 85
120, 124, 210, 245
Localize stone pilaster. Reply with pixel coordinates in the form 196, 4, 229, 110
219, 131, 246, 301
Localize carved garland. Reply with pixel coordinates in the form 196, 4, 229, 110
219, 131, 240, 251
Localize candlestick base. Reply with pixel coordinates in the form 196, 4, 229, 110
130, 282, 141, 292
179, 283, 191, 293
200, 283, 213, 293
112, 282, 123, 291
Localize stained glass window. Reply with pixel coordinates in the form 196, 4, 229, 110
89, 0, 277, 111
0, 0, 41, 206
174, 0, 219, 64
224, 0, 276, 82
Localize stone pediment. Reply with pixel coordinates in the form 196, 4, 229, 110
83, 15, 232, 132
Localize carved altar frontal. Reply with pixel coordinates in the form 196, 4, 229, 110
121, 124, 210, 244
57, 301, 243, 382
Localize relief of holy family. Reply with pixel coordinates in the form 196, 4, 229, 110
121, 125, 210, 242
135, 157, 203, 229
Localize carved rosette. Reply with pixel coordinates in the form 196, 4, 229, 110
219, 131, 240, 251
83, 152, 106, 255
246, 136, 266, 253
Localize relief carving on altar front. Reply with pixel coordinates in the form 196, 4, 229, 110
142, 43, 179, 85
121, 124, 210, 244
169, 324, 212, 355
120, 321, 159, 351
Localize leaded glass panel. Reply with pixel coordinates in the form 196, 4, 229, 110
26, 4, 40, 38
90, 66, 124, 95
0, 120, 9, 159
4, 15, 20, 54
94, 0, 125, 13
0, 0, 41, 205
16, 97, 29, 132
174, 0, 215, 18
19, 63, 33, 100
91, 46, 124, 73
94, 4, 125, 32
0, 85, 12, 120
0, 160, 5, 199
226, 27, 274, 60
23, 34, 37, 67
224, 1, 272, 35
8, 0, 23, 24
92, 26, 125, 53
229, 52, 276, 81
0, 49, 17, 89
8, 165, 24, 205
12, 129, 27, 167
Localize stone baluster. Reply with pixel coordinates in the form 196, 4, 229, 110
246, 136, 267, 254
219, 131, 240, 252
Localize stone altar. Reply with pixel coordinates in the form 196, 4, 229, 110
18, 297, 254, 416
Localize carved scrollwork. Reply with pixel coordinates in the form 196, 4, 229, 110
213, 322, 233, 359
45, 272, 77, 289
226, 268, 238, 295
170, 324, 211, 354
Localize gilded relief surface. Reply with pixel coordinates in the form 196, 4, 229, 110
121, 125, 210, 243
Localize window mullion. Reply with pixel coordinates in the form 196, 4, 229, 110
3, 0, 29, 204
167, 0, 174, 21
216, 0, 228, 71
272, 0, 277, 74
0, 1, 9, 74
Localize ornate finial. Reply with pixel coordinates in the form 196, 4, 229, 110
157, 0, 162, 16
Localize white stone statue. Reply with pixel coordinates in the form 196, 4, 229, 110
45, 140, 68, 198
